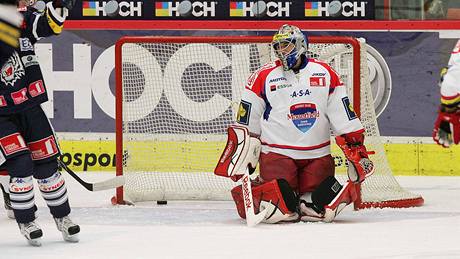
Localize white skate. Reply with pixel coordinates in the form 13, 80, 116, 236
18, 221, 43, 246
54, 216, 80, 242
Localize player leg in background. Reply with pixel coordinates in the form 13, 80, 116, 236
0, 169, 15, 219
25, 106, 80, 242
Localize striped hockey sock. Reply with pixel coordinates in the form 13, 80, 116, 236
9, 175, 36, 223
37, 171, 70, 218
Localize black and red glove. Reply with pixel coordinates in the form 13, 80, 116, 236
335, 131, 374, 183
433, 106, 460, 148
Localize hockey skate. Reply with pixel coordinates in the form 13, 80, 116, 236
18, 221, 43, 246
2, 191, 15, 219
54, 216, 80, 242
0, 176, 14, 219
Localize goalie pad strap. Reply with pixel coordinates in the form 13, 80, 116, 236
214, 125, 261, 182
231, 179, 298, 224
300, 176, 357, 222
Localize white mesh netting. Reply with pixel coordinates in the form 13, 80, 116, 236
117, 36, 423, 209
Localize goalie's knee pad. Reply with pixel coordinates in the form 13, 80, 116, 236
300, 176, 357, 223
231, 179, 298, 224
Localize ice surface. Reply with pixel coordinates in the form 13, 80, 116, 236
1, 174, 459, 259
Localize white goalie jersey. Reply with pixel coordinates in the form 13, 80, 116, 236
440, 40, 460, 105
236, 58, 364, 159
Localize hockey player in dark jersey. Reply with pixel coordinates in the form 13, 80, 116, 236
0, 0, 78, 246
0, 0, 22, 67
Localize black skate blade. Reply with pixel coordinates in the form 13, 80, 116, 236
30, 229, 43, 240
68, 225, 80, 235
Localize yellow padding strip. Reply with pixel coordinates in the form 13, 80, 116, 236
57, 140, 460, 176
441, 95, 460, 106
46, 10, 63, 34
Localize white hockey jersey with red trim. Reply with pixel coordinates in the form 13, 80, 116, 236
236, 58, 364, 159
440, 40, 460, 106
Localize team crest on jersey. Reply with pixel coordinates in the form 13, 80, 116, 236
342, 97, 357, 120
237, 100, 251, 125
287, 103, 319, 133
1, 52, 25, 86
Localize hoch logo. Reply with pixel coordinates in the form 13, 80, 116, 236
155, 1, 217, 17
82, 1, 143, 17
304, 1, 367, 17
230, 1, 291, 17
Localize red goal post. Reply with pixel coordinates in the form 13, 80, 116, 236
114, 35, 424, 210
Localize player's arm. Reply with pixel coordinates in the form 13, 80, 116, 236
326, 68, 374, 183
0, 1, 22, 66
22, 0, 75, 41
433, 40, 460, 147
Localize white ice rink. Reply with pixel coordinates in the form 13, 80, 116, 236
1, 174, 459, 259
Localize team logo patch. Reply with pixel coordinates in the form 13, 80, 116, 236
0, 133, 28, 156
0, 96, 6, 107
310, 76, 326, 87
287, 103, 319, 133
1, 52, 25, 86
28, 80, 45, 97
21, 55, 39, 68
19, 38, 34, 52
236, 100, 251, 125
11, 88, 28, 105
28, 136, 59, 160
342, 97, 357, 120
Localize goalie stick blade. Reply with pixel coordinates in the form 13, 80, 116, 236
246, 207, 269, 227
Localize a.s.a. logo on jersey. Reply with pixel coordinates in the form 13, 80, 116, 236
1, 52, 25, 86
287, 103, 319, 133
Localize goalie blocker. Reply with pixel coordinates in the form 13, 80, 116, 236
214, 125, 261, 182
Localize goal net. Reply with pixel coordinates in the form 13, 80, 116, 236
114, 35, 424, 209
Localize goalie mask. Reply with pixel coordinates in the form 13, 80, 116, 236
272, 24, 308, 71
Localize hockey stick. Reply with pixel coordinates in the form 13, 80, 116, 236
58, 159, 125, 191
241, 167, 268, 227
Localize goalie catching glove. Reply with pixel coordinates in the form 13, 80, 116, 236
335, 130, 374, 183
214, 125, 261, 182
433, 105, 460, 148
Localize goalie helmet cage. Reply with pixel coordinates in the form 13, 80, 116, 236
114, 35, 424, 210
